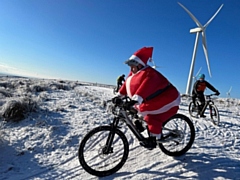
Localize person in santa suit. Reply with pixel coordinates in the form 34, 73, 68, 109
118, 47, 181, 149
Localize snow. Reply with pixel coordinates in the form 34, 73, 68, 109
0, 76, 239, 180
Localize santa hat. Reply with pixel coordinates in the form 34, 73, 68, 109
125, 47, 153, 66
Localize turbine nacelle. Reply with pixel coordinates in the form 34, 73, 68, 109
190, 27, 203, 33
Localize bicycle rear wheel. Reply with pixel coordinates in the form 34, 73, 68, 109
78, 126, 129, 177
159, 114, 195, 156
209, 104, 220, 126
188, 101, 199, 118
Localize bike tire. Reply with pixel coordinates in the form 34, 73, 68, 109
78, 126, 129, 177
113, 88, 116, 95
159, 114, 195, 157
209, 104, 220, 126
188, 101, 199, 118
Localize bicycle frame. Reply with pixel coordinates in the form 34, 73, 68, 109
104, 107, 146, 154
104, 96, 193, 154
197, 95, 215, 116
119, 110, 146, 141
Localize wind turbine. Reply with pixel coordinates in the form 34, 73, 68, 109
226, 86, 232, 98
178, 2, 224, 95
149, 58, 159, 69
193, 67, 202, 82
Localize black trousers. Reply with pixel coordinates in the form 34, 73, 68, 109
192, 93, 205, 113
116, 82, 122, 92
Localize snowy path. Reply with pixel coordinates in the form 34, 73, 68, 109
0, 80, 240, 180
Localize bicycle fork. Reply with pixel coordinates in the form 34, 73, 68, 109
102, 117, 119, 154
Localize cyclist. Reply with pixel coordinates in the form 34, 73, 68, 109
117, 47, 180, 149
192, 73, 220, 117
116, 74, 125, 92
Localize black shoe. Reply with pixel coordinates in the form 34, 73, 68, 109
140, 137, 156, 150
200, 114, 206, 118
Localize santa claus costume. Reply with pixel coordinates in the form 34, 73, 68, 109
119, 47, 181, 138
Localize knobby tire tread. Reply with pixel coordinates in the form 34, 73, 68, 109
209, 104, 220, 126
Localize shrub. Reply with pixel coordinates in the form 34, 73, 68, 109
0, 89, 12, 97
2, 97, 38, 122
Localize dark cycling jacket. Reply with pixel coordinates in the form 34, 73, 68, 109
192, 80, 218, 95
117, 76, 125, 84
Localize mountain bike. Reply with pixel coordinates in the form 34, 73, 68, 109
78, 96, 195, 177
113, 84, 122, 95
188, 94, 220, 125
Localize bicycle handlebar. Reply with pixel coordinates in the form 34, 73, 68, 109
106, 96, 138, 115
205, 93, 218, 97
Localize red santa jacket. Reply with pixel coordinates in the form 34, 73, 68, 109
119, 66, 180, 116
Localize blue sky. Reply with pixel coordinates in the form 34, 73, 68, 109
0, 0, 239, 98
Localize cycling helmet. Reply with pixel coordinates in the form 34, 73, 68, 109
125, 59, 140, 67
122, 74, 125, 77
198, 73, 205, 80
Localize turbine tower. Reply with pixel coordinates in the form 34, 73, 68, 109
178, 2, 224, 95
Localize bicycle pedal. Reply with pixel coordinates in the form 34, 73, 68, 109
157, 135, 172, 143
159, 133, 181, 143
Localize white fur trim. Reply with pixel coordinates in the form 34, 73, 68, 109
139, 93, 181, 116
129, 55, 145, 66
125, 66, 148, 100
126, 75, 133, 98
132, 94, 143, 104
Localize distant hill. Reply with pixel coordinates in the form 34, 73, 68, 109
0, 72, 26, 78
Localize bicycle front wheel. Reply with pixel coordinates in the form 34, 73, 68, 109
159, 114, 195, 157
209, 104, 220, 126
78, 126, 129, 177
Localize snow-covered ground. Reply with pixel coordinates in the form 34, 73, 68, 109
0, 76, 239, 180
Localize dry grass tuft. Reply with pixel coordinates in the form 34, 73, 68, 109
2, 97, 38, 122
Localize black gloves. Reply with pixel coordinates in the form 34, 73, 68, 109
125, 100, 138, 110
215, 91, 220, 96
112, 96, 122, 105
112, 96, 138, 111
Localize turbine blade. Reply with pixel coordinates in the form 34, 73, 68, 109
204, 4, 224, 28
195, 67, 202, 77
152, 60, 156, 66
202, 32, 212, 77
150, 59, 160, 69
178, 2, 203, 28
